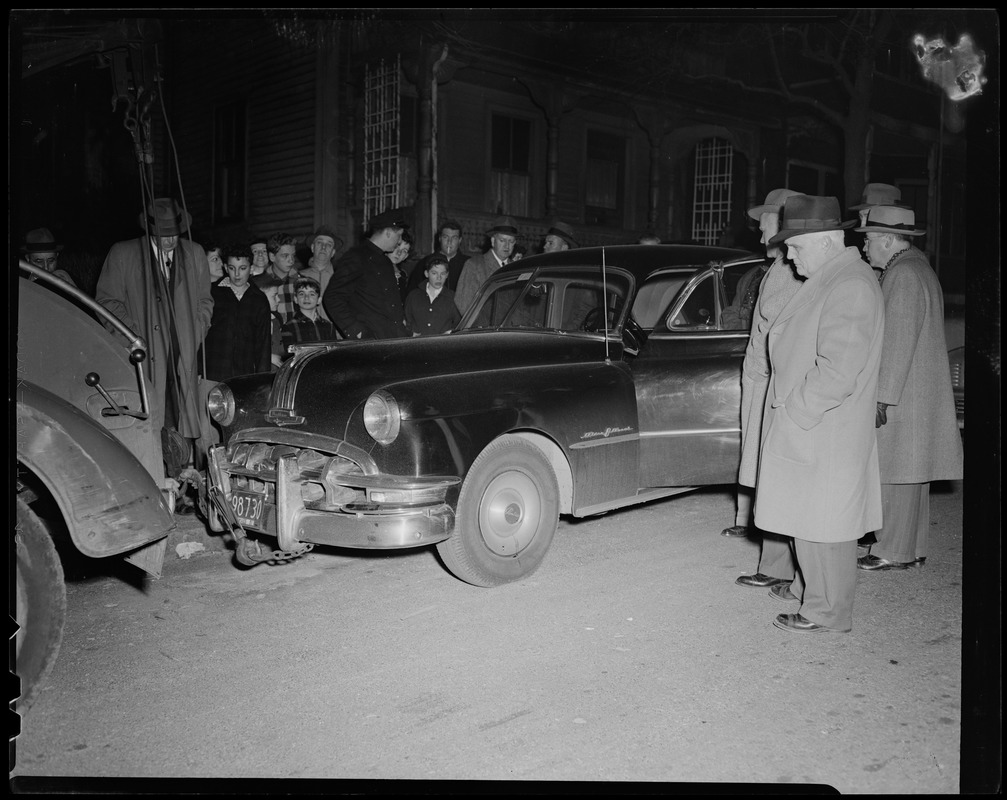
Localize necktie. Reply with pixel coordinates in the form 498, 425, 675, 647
164, 254, 172, 283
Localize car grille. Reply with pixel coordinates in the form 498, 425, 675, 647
226, 442, 365, 507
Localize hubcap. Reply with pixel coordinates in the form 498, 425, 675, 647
479, 470, 542, 556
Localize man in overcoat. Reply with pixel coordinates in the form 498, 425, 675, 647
855, 205, 963, 570
96, 198, 213, 468
322, 209, 411, 340
454, 217, 519, 315
725, 189, 803, 545
754, 195, 885, 634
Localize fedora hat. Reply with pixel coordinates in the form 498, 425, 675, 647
21, 227, 63, 254
487, 216, 519, 236
748, 188, 803, 220
854, 205, 926, 236
546, 220, 578, 247
848, 183, 911, 211
305, 225, 344, 249
138, 197, 191, 236
769, 195, 856, 246
368, 208, 411, 232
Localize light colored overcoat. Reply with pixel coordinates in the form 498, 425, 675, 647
454, 251, 505, 315
737, 256, 803, 487
754, 246, 884, 543
96, 236, 213, 440
876, 246, 963, 482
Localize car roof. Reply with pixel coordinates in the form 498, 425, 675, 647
496, 243, 762, 283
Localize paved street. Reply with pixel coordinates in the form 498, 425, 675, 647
11, 482, 968, 792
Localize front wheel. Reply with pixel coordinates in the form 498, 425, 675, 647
437, 435, 560, 587
15, 496, 67, 715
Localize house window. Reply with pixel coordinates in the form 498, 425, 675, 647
490, 113, 531, 216
692, 138, 734, 245
584, 130, 625, 227
364, 57, 401, 225
213, 100, 246, 223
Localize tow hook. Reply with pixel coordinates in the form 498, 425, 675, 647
206, 484, 313, 566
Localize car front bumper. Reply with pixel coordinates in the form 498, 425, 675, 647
206, 440, 459, 551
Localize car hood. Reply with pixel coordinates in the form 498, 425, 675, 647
226, 330, 622, 440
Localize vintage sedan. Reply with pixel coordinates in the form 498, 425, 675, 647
205, 244, 767, 586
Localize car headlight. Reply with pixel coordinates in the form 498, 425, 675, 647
207, 383, 235, 426
363, 390, 401, 445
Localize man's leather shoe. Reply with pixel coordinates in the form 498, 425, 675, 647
857, 554, 918, 571
773, 613, 848, 634
735, 572, 791, 588
721, 525, 751, 538
769, 583, 798, 602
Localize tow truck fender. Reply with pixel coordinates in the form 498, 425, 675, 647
16, 381, 174, 561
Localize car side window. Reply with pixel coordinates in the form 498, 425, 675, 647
507, 281, 551, 328
669, 274, 716, 329
560, 283, 601, 331
632, 273, 690, 330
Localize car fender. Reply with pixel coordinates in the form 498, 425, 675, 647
371, 360, 638, 512
16, 381, 174, 558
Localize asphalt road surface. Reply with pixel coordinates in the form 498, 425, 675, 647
11, 483, 968, 792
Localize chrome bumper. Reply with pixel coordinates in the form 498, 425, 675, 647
206, 444, 458, 550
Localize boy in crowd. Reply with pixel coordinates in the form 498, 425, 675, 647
204, 243, 271, 381
253, 232, 300, 322
280, 277, 339, 359
404, 255, 461, 336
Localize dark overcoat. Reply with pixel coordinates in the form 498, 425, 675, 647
322, 240, 409, 339
204, 280, 272, 381
404, 283, 462, 335
96, 236, 213, 439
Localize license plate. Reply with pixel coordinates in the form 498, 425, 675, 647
230, 491, 266, 529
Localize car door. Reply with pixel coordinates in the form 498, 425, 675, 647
632, 261, 761, 487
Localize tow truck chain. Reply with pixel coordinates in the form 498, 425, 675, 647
236, 537, 314, 566
204, 484, 313, 566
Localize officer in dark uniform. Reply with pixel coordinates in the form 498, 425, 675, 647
322, 209, 412, 340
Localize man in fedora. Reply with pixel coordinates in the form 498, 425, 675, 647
855, 206, 963, 572
96, 197, 213, 474
848, 183, 911, 227
300, 224, 344, 321
455, 217, 520, 315
723, 189, 803, 547
323, 208, 411, 340
21, 227, 76, 287
753, 195, 885, 634
542, 220, 578, 253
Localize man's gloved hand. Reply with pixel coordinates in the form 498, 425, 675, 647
875, 402, 889, 428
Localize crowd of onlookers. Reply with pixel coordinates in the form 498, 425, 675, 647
20, 208, 608, 382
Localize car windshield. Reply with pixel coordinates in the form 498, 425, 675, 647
463, 266, 633, 334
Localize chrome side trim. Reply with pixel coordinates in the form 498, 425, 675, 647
639, 427, 741, 437
647, 332, 750, 341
